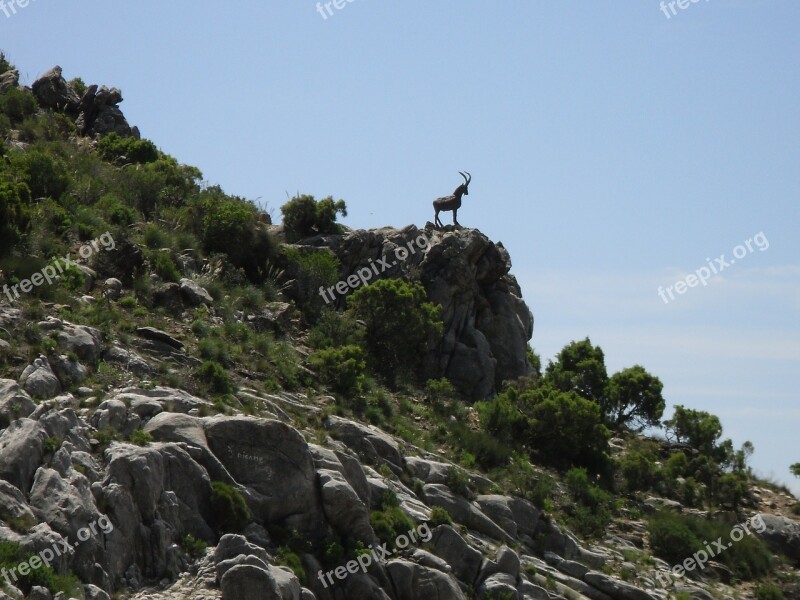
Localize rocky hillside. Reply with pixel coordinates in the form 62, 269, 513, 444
0, 60, 797, 600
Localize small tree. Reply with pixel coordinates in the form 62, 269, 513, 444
280, 194, 347, 242
348, 278, 442, 383
544, 338, 608, 404
603, 365, 665, 430
791, 463, 800, 478
663, 405, 723, 456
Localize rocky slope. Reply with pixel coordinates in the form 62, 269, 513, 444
0, 63, 797, 600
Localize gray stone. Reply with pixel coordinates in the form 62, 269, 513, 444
179, 278, 213, 306
221, 563, 281, 600
19, 356, 61, 399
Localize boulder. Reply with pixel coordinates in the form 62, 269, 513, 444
221, 563, 281, 600
326, 416, 404, 473
0, 418, 47, 491
386, 559, 466, 600
753, 513, 800, 564
0, 379, 36, 426
179, 278, 213, 306
19, 356, 61, 399
31, 66, 81, 113
203, 416, 322, 532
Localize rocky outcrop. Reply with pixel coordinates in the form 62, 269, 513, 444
31, 65, 136, 138
302, 225, 533, 399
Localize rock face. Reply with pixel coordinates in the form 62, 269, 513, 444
31, 65, 136, 138
303, 225, 533, 399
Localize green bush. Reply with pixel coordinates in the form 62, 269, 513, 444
97, 132, 159, 164
189, 187, 276, 281
565, 467, 613, 538
151, 250, 181, 282
276, 546, 306, 582
544, 338, 608, 404
648, 512, 772, 580
210, 481, 251, 533
129, 429, 153, 446
479, 384, 610, 474
196, 360, 233, 394
8, 149, 71, 200
283, 247, 340, 320
429, 506, 453, 527
180, 534, 208, 559
370, 498, 415, 549
620, 441, 662, 493
310, 344, 366, 396
0, 87, 37, 125
0, 170, 32, 255
445, 466, 472, 498
280, 194, 347, 242
0, 541, 81, 596
756, 584, 786, 600
348, 278, 442, 384
648, 511, 702, 566
308, 309, 363, 349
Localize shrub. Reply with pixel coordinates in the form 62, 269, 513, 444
369, 505, 414, 549
129, 429, 153, 446
429, 506, 453, 527
210, 481, 251, 533
480, 384, 610, 474
348, 278, 442, 384
648, 512, 701, 566
151, 250, 181, 282
620, 444, 662, 493
0, 87, 37, 125
196, 360, 233, 394
544, 338, 608, 404
565, 467, 613, 538
603, 365, 665, 430
190, 187, 276, 281
276, 546, 306, 582
283, 247, 340, 320
8, 149, 71, 200
180, 534, 208, 559
756, 584, 786, 600
307, 309, 363, 349
280, 194, 347, 242
0, 541, 81, 596
648, 512, 772, 580
97, 132, 159, 164
445, 466, 472, 498
310, 344, 366, 396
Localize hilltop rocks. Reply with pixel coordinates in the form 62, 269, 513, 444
31, 65, 135, 138
0, 69, 19, 93
307, 225, 533, 399
31, 65, 81, 112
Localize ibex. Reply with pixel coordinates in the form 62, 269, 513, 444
433, 171, 471, 228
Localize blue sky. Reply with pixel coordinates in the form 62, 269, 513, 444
3, 1, 798, 493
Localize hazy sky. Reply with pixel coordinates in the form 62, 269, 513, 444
3, 1, 798, 494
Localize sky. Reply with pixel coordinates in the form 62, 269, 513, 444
2, 1, 798, 494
